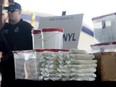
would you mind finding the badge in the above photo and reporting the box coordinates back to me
[14,27,19,33]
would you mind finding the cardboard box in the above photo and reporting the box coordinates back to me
[94,52,116,81]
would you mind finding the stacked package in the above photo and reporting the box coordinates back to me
[25,55,38,80]
[14,52,25,79]
[37,49,97,81]
[14,49,97,81]
[58,49,97,81]
[14,50,38,80]
[37,51,62,80]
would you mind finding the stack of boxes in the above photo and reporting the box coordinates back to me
[91,12,116,81]
[91,12,116,52]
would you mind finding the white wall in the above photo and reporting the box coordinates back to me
[78,32,94,52]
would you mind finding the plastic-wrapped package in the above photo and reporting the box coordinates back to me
[37,50,60,80]
[45,65,58,70]
[70,73,96,77]
[58,51,70,60]
[69,60,97,64]
[48,74,62,80]
[25,58,38,80]
[70,49,88,54]
[14,50,38,80]
[43,77,50,80]
[46,60,59,65]
[57,68,71,73]
[14,52,25,79]
[70,68,96,73]
[77,77,95,81]
[44,68,58,73]
[24,51,38,80]
[91,42,116,53]
[69,54,95,60]
[59,73,70,81]
[64,64,97,69]
[70,76,95,81]
[36,50,47,79]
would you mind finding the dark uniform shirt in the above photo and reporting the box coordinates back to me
[2,19,33,51]
[0,31,15,87]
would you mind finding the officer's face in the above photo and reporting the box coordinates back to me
[8,9,21,21]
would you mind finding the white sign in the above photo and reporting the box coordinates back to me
[39,14,84,49]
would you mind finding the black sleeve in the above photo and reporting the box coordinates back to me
[22,22,33,50]
[0,32,15,81]
[0,31,11,54]
[0,51,15,82]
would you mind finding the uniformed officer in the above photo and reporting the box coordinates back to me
[0,2,33,86]
[2,2,33,51]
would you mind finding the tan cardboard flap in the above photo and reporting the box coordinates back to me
[101,52,116,81]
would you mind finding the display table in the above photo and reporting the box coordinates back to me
[4,79,116,87]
